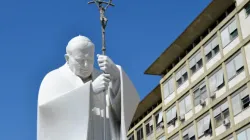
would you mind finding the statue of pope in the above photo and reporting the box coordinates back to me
[37,35,140,140]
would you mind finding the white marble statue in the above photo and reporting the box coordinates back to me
[37,35,140,140]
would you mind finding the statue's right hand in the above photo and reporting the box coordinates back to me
[92,74,111,94]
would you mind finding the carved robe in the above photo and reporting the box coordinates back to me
[37,63,139,140]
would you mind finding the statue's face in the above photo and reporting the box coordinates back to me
[67,45,94,79]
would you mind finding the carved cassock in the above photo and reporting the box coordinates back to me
[37,63,140,140]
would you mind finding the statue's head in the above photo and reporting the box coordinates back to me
[65,35,95,79]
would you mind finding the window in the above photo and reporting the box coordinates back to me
[209,69,224,93]
[221,18,238,47]
[226,52,244,80]
[176,66,188,87]
[169,135,179,140]
[193,81,207,106]
[189,51,203,75]
[179,95,192,116]
[145,118,153,136]
[155,111,163,128]
[197,114,212,138]
[232,87,250,116]
[213,101,230,128]
[166,106,177,125]
[163,77,175,98]
[182,125,196,140]
[158,135,166,140]
[245,3,250,16]
[237,127,250,140]
[137,127,143,140]
[128,134,134,140]
[204,35,220,61]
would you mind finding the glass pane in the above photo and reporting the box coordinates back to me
[163,81,169,98]
[169,77,175,94]
[198,119,204,137]
[221,27,230,47]
[229,20,237,34]
[235,53,244,72]
[204,43,212,55]
[209,74,217,92]
[232,94,242,116]
[179,100,186,116]
[226,60,236,80]
[237,130,247,140]
[216,69,224,88]
[247,128,250,139]
[167,110,172,123]
[185,95,192,112]
[215,115,222,127]
[212,37,219,49]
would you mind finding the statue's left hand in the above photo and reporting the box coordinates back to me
[97,54,120,80]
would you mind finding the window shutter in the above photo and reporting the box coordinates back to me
[198,119,204,137]
[188,126,195,138]
[185,95,192,112]
[240,88,249,99]
[167,110,172,123]
[157,112,163,124]
[232,94,241,116]
[226,61,236,80]
[213,107,221,117]
[235,53,244,72]
[204,43,212,55]
[221,28,230,47]
[229,20,237,34]
[203,115,211,132]
[216,70,224,88]
[163,82,169,98]
[176,70,181,81]
[189,57,196,68]
[209,75,217,92]
[169,77,175,94]
[172,106,177,120]
[212,37,219,49]
[196,52,202,62]
[221,102,229,112]
[179,100,185,116]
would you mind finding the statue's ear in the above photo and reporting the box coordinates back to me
[64,54,69,63]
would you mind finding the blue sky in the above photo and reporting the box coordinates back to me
[0,0,212,139]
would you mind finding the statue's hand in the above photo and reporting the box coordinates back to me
[97,54,120,80]
[92,74,111,94]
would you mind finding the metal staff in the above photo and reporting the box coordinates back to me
[88,0,114,139]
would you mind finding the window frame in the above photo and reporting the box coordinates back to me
[145,118,154,136]
[189,50,203,75]
[204,35,220,62]
[176,65,188,88]
[208,68,225,93]
[163,76,175,99]
[237,126,250,140]
[128,133,135,140]
[197,114,212,138]
[220,18,238,47]
[226,51,245,81]
[179,94,192,116]
[136,126,144,140]
[193,81,207,106]
[213,101,230,128]
[232,86,250,116]
[155,110,163,129]
[166,105,177,125]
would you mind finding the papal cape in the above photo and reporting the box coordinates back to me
[37,63,140,140]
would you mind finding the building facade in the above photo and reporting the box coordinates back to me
[127,0,250,139]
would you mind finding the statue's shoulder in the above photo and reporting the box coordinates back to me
[40,65,66,88]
